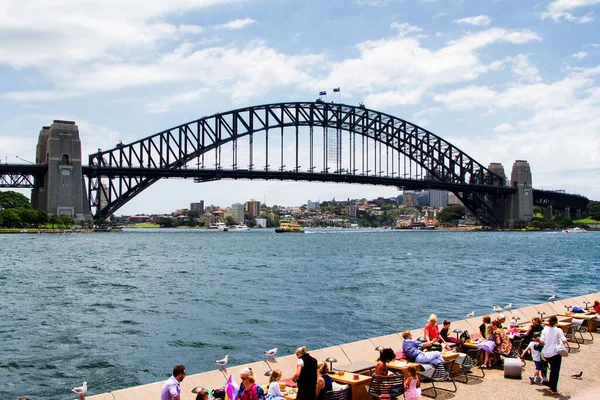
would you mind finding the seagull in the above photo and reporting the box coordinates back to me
[71,382,87,398]
[265,348,278,359]
[548,294,556,301]
[466,311,475,317]
[504,303,513,311]
[215,354,228,369]
[492,305,502,312]
[571,371,583,379]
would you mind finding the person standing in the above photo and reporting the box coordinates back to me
[540,316,568,395]
[293,346,318,400]
[161,365,186,400]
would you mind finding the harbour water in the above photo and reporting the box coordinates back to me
[1,228,599,399]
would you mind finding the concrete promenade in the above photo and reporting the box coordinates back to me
[86,292,600,400]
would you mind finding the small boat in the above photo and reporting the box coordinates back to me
[216,222,229,232]
[206,224,218,230]
[275,220,304,233]
[230,224,250,231]
[563,227,586,233]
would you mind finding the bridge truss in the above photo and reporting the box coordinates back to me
[87,101,511,225]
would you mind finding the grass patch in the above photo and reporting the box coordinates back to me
[574,217,599,224]
[128,223,160,228]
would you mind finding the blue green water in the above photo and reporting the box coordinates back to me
[1,229,599,399]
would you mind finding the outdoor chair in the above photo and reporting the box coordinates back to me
[365,374,404,400]
[570,318,593,343]
[417,360,457,398]
[565,326,581,351]
[324,385,351,400]
[452,348,485,383]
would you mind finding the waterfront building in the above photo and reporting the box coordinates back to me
[190,201,204,214]
[254,218,267,228]
[344,203,357,216]
[227,203,245,224]
[448,192,462,205]
[429,190,448,208]
[245,199,261,218]
[402,191,418,207]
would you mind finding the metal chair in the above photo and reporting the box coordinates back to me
[453,349,485,383]
[365,374,404,400]
[565,325,581,351]
[570,318,593,343]
[417,360,457,398]
[324,385,351,400]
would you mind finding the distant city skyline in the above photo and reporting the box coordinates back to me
[1,0,599,213]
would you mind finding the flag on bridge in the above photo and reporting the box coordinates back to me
[333,87,340,92]
[319,90,326,96]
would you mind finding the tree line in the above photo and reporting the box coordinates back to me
[0,191,76,228]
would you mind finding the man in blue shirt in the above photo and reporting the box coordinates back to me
[401,331,445,366]
[161,365,186,400]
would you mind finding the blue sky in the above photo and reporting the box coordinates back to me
[1,0,599,214]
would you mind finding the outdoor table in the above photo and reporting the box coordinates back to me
[558,313,598,332]
[330,371,371,400]
[543,321,571,334]
[384,359,423,374]
[335,361,377,375]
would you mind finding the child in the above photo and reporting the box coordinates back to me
[195,388,211,400]
[266,369,285,400]
[404,365,421,400]
[520,336,543,384]
[440,320,461,345]
[477,324,495,368]
[508,319,519,336]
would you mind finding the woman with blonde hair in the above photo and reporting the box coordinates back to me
[423,314,450,351]
[237,367,265,400]
[315,361,333,400]
[293,346,317,400]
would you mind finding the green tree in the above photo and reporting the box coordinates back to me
[59,215,76,227]
[226,215,237,225]
[438,204,466,224]
[48,214,59,229]
[589,201,600,221]
[158,217,175,228]
[0,190,32,210]
[0,209,22,227]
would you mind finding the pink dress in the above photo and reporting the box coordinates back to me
[405,378,421,400]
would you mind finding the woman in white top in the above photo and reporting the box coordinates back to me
[539,316,568,395]
[266,370,285,400]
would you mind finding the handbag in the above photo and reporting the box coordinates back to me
[555,327,569,357]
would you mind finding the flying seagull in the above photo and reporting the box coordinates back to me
[572,371,583,379]
[71,382,87,399]
[548,294,556,301]
[215,355,228,369]
[492,305,502,312]
[466,311,475,317]
[504,303,513,311]
[265,348,278,359]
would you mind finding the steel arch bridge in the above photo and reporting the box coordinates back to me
[85,101,514,226]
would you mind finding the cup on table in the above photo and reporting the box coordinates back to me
[353,374,359,380]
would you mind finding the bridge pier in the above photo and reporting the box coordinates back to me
[543,206,553,220]
[564,207,571,220]
[32,120,92,222]
[505,160,534,228]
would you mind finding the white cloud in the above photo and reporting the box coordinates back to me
[506,54,542,83]
[541,0,600,23]
[389,22,423,36]
[572,51,588,59]
[356,0,389,6]
[148,90,209,113]
[492,123,513,133]
[212,18,256,30]
[454,15,492,26]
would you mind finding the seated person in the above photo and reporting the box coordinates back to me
[315,362,332,400]
[439,320,461,345]
[495,313,506,329]
[492,320,512,360]
[424,314,450,351]
[508,319,520,336]
[375,348,396,375]
[401,331,445,367]
[523,317,543,348]
[479,315,491,338]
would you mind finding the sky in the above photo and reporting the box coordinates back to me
[0,0,599,215]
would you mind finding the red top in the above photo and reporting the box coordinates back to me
[594,303,600,314]
[424,323,440,341]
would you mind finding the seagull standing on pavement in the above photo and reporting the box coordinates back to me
[466,311,475,317]
[492,305,502,312]
[71,382,87,399]
[265,348,278,359]
[548,294,556,301]
[215,355,228,369]
[504,303,513,311]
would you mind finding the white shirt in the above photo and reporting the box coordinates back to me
[540,325,566,358]
[524,342,541,361]
[297,359,304,367]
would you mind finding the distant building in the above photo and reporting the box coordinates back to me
[344,204,357,216]
[227,203,244,224]
[129,215,150,223]
[254,218,267,228]
[429,190,448,208]
[448,193,462,205]
[245,199,261,219]
[307,200,320,210]
[402,191,418,207]
[190,201,204,214]
[205,204,219,213]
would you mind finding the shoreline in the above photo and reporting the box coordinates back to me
[86,292,600,400]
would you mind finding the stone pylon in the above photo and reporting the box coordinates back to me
[31,120,92,222]
[505,160,534,227]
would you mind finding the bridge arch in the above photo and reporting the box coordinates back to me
[87,101,507,224]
